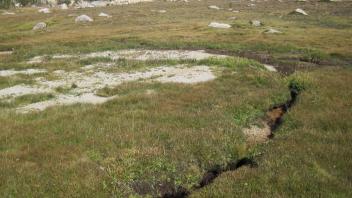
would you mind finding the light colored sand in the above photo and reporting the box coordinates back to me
[27,49,229,64]
[27,56,45,64]
[0,64,216,113]
[17,93,117,113]
[0,51,13,55]
[0,69,47,77]
[0,85,51,99]
[7,49,231,113]
[243,123,271,143]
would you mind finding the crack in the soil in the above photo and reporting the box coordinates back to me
[159,86,300,198]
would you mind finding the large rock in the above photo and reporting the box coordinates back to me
[33,22,47,31]
[75,15,93,23]
[208,22,231,29]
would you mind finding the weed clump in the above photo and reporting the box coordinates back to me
[287,72,314,92]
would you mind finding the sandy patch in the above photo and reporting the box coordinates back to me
[0,69,47,77]
[0,65,216,113]
[0,51,13,56]
[28,49,229,64]
[0,85,51,99]
[243,122,271,143]
[17,93,117,113]
[27,56,46,64]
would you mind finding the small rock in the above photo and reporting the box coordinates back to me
[75,15,93,23]
[76,1,95,8]
[98,12,111,17]
[263,64,277,72]
[33,22,47,31]
[91,1,109,7]
[208,22,231,29]
[208,5,220,10]
[233,10,240,13]
[228,16,237,20]
[263,28,282,34]
[250,20,262,27]
[293,8,308,15]
[38,8,51,14]
[158,10,167,13]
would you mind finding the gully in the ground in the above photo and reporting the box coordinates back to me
[160,86,300,198]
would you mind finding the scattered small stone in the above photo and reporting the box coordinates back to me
[250,20,262,27]
[208,5,220,10]
[38,8,51,14]
[75,15,93,23]
[33,22,47,31]
[293,8,308,15]
[208,22,231,29]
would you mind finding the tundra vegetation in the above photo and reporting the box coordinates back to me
[0,0,351,197]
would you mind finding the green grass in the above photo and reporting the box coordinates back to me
[0,0,351,197]
[0,65,288,197]
[0,93,54,108]
[191,68,352,197]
